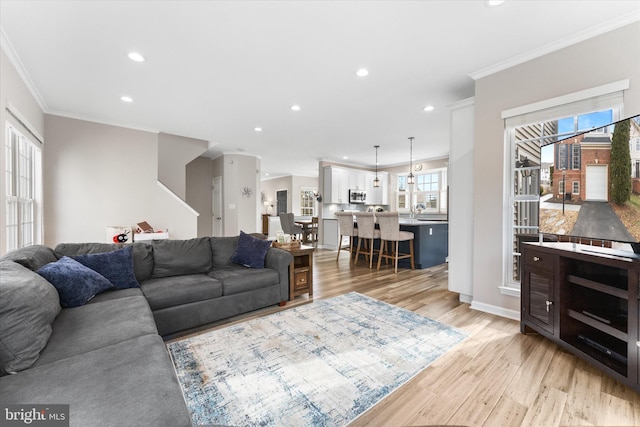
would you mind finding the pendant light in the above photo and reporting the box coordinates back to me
[407,137,415,185]
[373,145,380,188]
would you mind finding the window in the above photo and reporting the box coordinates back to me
[5,124,42,252]
[558,144,568,170]
[572,144,580,169]
[300,188,315,216]
[506,108,616,287]
[395,170,447,214]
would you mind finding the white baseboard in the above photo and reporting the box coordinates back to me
[470,300,521,321]
[458,294,473,304]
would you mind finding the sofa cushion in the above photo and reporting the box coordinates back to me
[0,245,59,271]
[230,230,272,268]
[0,261,61,375]
[0,335,192,427]
[55,242,154,282]
[151,237,213,278]
[209,266,280,296]
[141,274,222,310]
[33,294,157,367]
[209,236,238,268]
[72,246,139,289]
[87,287,143,304]
[37,257,114,308]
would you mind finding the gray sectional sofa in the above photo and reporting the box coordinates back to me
[0,235,293,427]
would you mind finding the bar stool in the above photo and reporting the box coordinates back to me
[376,212,415,273]
[354,212,380,268]
[335,212,357,263]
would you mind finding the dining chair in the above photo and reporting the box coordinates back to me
[353,212,380,268]
[311,216,319,245]
[335,212,357,263]
[376,212,415,273]
[279,213,303,240]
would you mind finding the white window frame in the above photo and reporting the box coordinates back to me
[572,181,580,195]
[299,187,316,217]
[501,80,626,295]
[396,169,448,215]
[5,123,43,252]
[572,144,581,170]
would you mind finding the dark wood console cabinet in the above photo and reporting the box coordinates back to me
[521,242,640,392]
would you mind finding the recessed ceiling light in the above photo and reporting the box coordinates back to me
[265,173,270,176]
[356,68,369,77]
[343,156,348,160]
[121,96,133,103]
[291,105,301,111]
[424,105,435,112]
[127,52,145,62]
[485,0,505,6]
[254,127,263,132]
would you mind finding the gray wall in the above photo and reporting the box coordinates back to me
[158,132,208,199]
[186,156,214,237]
[43,115,199,244]
[471,22,640,316]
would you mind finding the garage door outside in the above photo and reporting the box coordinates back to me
[585,165,608,201]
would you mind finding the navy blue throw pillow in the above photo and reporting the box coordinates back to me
[230,231,272,268]
[72,246,139,289]
[37,257,114,308]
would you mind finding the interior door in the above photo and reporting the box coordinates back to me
[276,190,287,215]
[212,176,223,236]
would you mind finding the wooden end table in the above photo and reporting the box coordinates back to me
[278,244,315,301]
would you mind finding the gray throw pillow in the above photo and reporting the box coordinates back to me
[0,261,61,375]
[0,245,58,271]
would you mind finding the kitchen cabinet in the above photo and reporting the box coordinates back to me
[324,166,349,204]
[348,171,366,190]
[365,172,388,205]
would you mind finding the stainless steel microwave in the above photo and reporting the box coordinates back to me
[349,190,366,204]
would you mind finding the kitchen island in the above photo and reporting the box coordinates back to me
[397,219,448,269]
[345,216,447,269]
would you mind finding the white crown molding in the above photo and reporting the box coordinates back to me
[0,26,48,112]
[469,13,640,81]
[46,109,161,134]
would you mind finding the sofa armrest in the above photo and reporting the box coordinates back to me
[264,247,294,302]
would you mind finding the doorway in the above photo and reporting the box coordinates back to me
[276,190,287,215]
[212,176,223,236]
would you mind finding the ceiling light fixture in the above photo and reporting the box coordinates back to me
[290,105,301,111]
[423,105,435,112]
[127,52,145,62]
[373,145,380,188]
[120,96,133,103]
[356,68,369,77]
[407,137,415,185]
[486,0,505,6]
[254,127,263,132]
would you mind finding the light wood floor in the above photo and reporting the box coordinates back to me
[173,248,640,427]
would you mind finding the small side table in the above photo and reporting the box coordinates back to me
[279,244,315,301]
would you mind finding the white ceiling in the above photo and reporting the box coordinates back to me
[1,1,639,179]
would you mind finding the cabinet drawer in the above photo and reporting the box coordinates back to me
[294,268,310,288]
[523,248,555,271]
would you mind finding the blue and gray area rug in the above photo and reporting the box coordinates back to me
[167,292,468,427]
